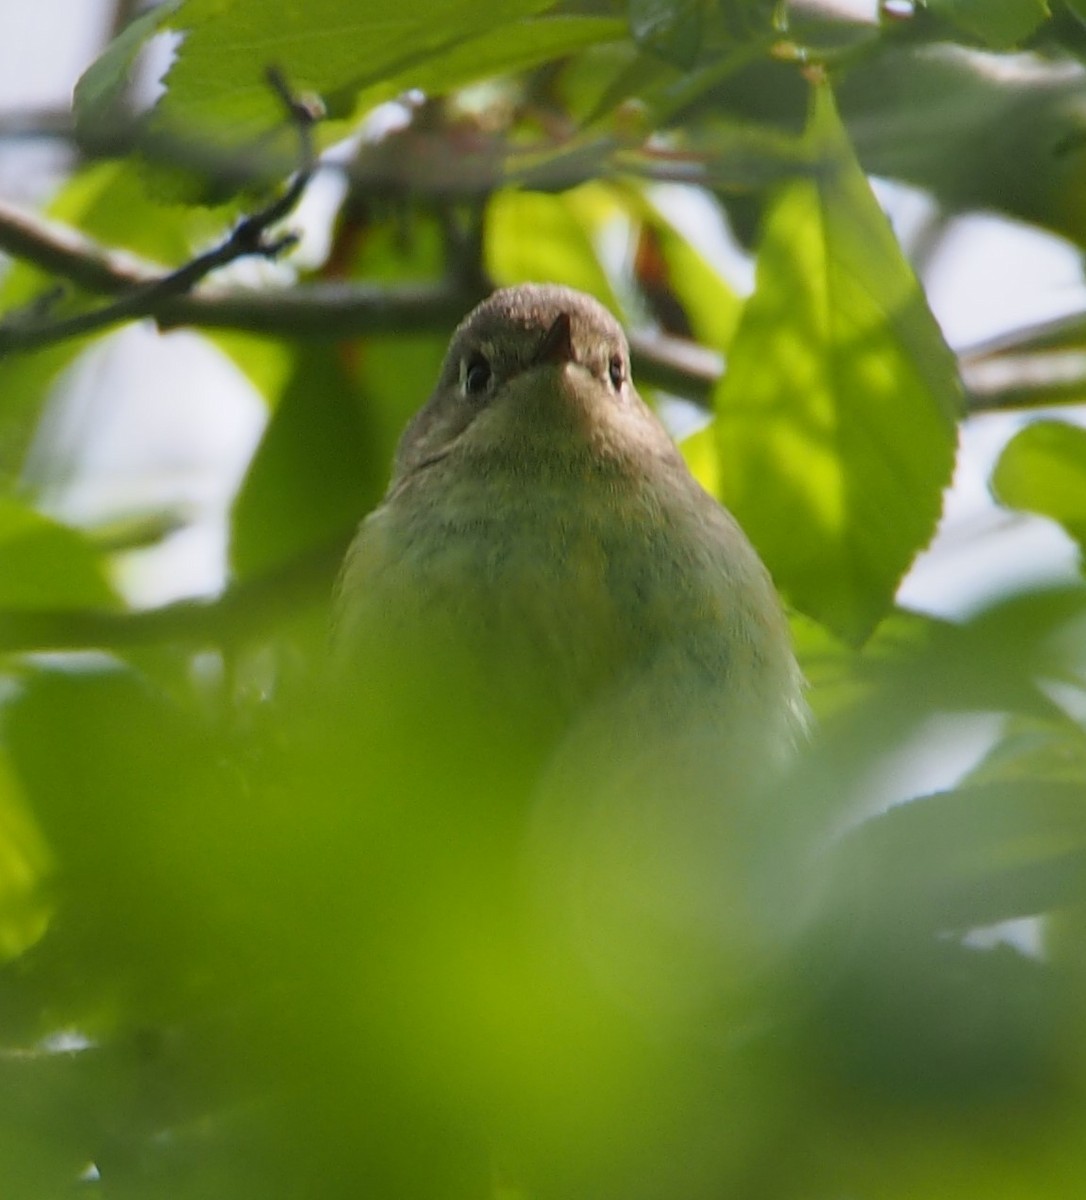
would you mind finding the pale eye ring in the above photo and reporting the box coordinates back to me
[464,352,492,396]
[608,353,625,390]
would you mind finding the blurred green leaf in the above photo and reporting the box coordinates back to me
[811,935,1072,1122]
[362,15,627,110]
[714,83,960,644]
[837,42,1086,245]
[159,0,605,143]
[0,346,74,491]
[14,2,1086,1196]
[991,418,1086,555]
[677,422,719,494]
[925,0,1051,48]
[964,715,1086,786]
[336,210,449,463]
[2,667,259,1025]
[830,781,1086,934]
[650,120,811,189]
[39,160,213,265]
[628,0,708,67]
[684,41,1086,246]
[628,187,742,348]
[0,499,115,609]
[204,331,295,409]
[486,184,622,308]
[72,1,183,139]
[230,342,381,580]
[0,751,51,961]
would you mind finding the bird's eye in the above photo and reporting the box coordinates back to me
[608,353,625,390]
[464,352,492,396]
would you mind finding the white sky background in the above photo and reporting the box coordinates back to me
[1,0,1084,622]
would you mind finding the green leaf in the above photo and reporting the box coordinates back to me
[35,156,213,265]
[230,343,383,580]
[3,667,249,1026]
[0,752,52,962]
[158,0,597,143]
[991,419,1086,554]
[677,423,719,496]
[962,715,1086,787]
[72,1,184,138]
[150,7,624,199]
[815,935,1067,1118]
[628,0,708,68]
[713,83,961,645]
[925,0,1050,48]
[836,43,1086,246]
[485,184,621,308]
[353,15,627,111]
[0,499,115,609]
[830,781,1086,933]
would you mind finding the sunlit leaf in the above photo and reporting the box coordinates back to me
[0,752,51,961]
[485,184,621,307]
[362,15,627,111]
[677,422,719,495]
[714,83,960,644]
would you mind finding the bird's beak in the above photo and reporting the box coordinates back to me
[534,312,576,366]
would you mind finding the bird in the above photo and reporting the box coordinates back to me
[332,280,807,998]
[329,283,809,1191]
[333,282,805,772]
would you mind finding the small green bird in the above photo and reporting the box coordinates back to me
[335,283,805,781]
[330,284,809,1186]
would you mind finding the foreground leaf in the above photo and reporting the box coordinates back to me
[991,418,1086,556]
[0,500,115,610]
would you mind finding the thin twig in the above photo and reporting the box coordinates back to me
[109,0,144,41]
[959,310,1086,365]
[0,67,320,357]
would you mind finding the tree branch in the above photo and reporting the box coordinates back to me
[0,198,154,294]
[4,144,1076,413]
[0,194,710,394]
[0,107,74,142]
[0,67,319,356]
[0,539,346,655]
